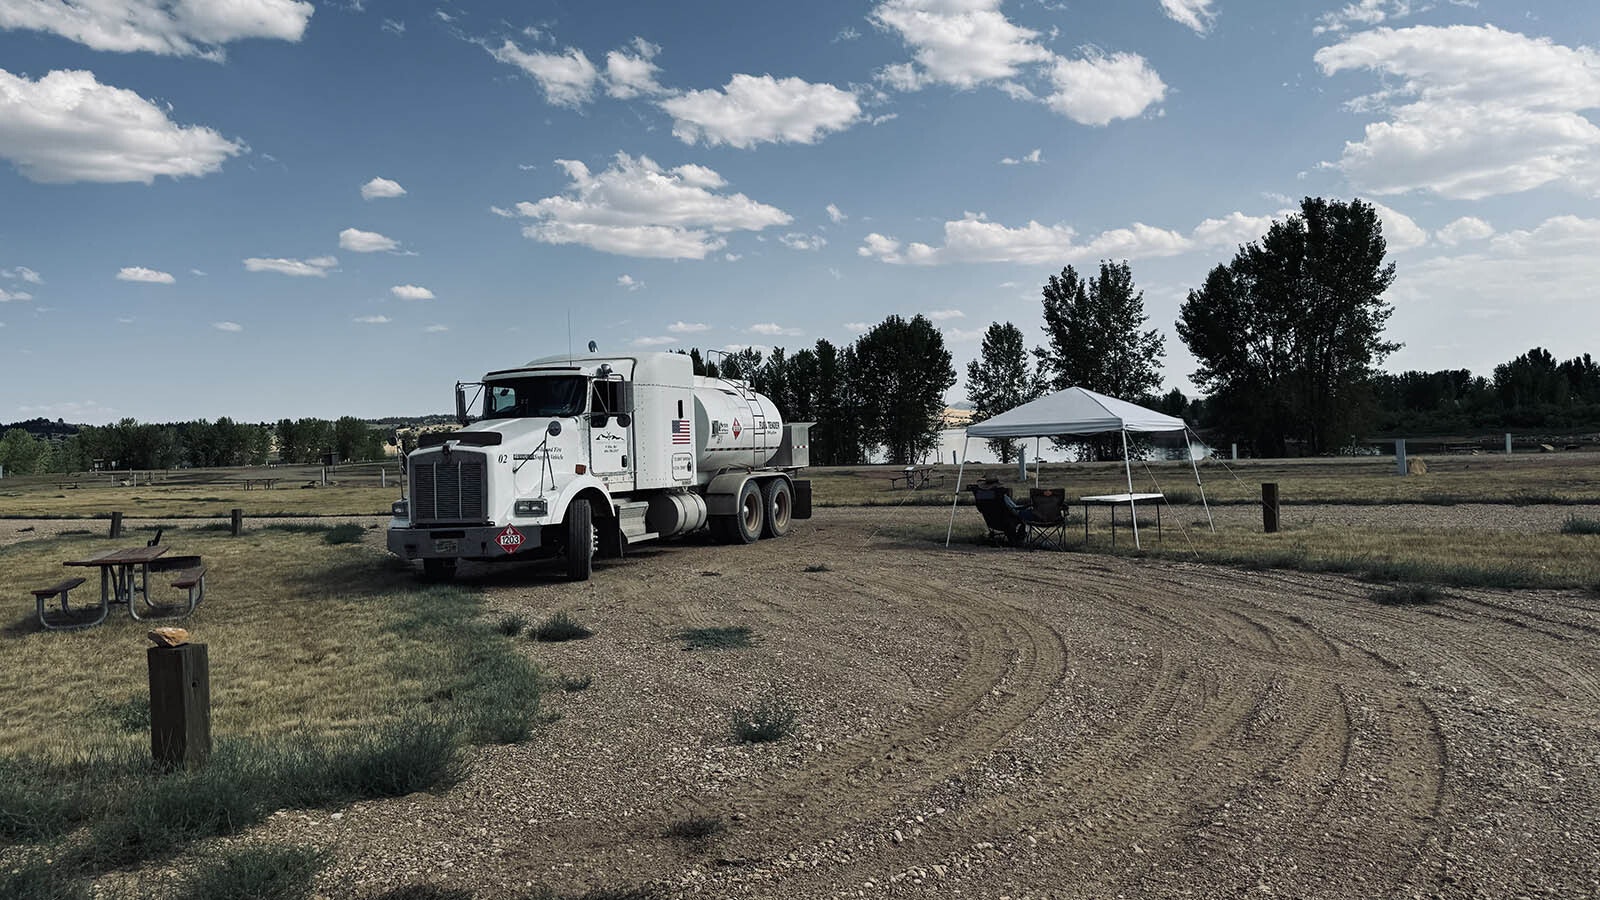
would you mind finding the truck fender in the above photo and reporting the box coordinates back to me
[548,476,616,525]
[703,471,755,516]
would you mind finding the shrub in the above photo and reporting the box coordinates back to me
[665,815,724,841]
[173,844,325,900]
[730,694,797,744]
[0,860,89,900]
[532,612,593,642]
[677,626,753,650]
[323,523,365,545]
[801,563,831,573]
[1560,515,1600,535]
[1372,585,1445,606]
[496,614,528,637]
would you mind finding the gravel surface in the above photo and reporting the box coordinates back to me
[18,505,1597,898]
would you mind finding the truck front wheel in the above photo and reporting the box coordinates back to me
[565,499,594,581]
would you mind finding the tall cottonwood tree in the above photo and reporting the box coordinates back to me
[965,321,1042,462]
[1177,197,1398,456]
[854,315,956,464]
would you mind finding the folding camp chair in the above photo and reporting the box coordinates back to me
[1025,488,1069,550]
[969,483,1028,547]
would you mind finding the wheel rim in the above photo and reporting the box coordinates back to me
[771,488,791,529]
[741,491,762,534]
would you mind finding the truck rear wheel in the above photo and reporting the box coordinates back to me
[729,480,763,544]
[565,499,594,581]
[760,478,792,539]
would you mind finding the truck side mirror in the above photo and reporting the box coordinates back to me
[454,386,469,425]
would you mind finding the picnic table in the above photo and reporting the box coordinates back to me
[889,466,937,490]
[240,477,279,490]
[1079,492,1164,548]
[41,546,207,629]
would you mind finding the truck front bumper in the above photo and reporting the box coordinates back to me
[386,521,547,561]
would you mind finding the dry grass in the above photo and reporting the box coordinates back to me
[0,527,529,755]
[0,482,397,519]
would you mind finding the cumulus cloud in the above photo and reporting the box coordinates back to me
[631,335,675,346]
[507,152,791,259]
[1314,0,1415,35]
[212,321,243,332]
[0,69,242,183]
[1315,25,1600,199]
[488,39,599,107]
[354,315,391,324]
[661,74,861,148]
[667,320,708,333]
[1160,0,1217,34]
[1437,216,1494,246]
[1370,201,1429,251]
[1045,51,1167,126]
[116,266,174,283]
[927,309,964,321]
[391,284,434,300]
[0,0,312,58]
[244,256,337,277]
[605,37,666,99]
[617,274,642,290]
[858,212,1189,265]
[339,227,399,253]
[361,177,406,200]
[2,266,41,283]
[0,287,31,302]
[870,0,1052,91]
[749,322,802,336]
[825,203,845,223]
[1191,211,1282,250]
[779,232,827,251]
[1001,148,1042,165]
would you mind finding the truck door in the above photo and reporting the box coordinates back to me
[588,377,632,477]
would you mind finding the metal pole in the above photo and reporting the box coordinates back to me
[1186,428,1215,533]
[1395,438,1407,475]
[945,434,971,548]
[1121,429,1141,550]
[1505,433,1513,455]
[1017,444,1026,482]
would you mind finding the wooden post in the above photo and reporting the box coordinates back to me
[230,508,243,537]
[148,643,211,769]
[1395,438,1407,476]
[109,511,122,539]
[1505,433,1513,455]
[381,468,387,488]
[1262,483,1279,533]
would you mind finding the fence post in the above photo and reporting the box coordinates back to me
[1395,438,1407,476]
[148,642,211,770]
[381,468,387,488]
[230,508,243,537]
[1262,483,1279,533]
[109,511,123,539]
[1505,433,1513,455]
[1231,443,1238,461]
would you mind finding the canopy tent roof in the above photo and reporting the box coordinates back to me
[965,387,1187,439]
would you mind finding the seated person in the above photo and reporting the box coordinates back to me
[979,477,1035,521]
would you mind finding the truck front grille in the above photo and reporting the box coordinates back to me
[411,452,487,523]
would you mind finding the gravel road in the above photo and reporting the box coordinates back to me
[210,504,1599,899]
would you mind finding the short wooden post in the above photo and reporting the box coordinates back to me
[109,510,123,539]
[230,507,243,537]
[380,468,387,488]
[148,643,211,769]
[1262,483,1279,533]
[1395,438,1407,476]
[1505,433,1513,455]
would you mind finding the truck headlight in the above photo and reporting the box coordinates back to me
[391,499,408,518]
[514,498,548,518]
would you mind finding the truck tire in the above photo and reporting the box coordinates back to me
[422,558,456,582]
[730,480,764,544]
[565,498,594,581]
[760,478,792,539]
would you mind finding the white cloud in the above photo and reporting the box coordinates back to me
[213,321,243,332]
[617,274,642,290]
[424,324,449,333]
[943,326,986,342]
[859,211,1190,265]
[631,335,675,346]
[661,74,861,149]
[927,309,964,321]
[843,321,869,332]
[381,18,404,36]
[0,0,312,58]
[509,152,791,259]
[604,37,666,99]
[361,177,406,200]
[488,39,599,107]
[391,284,435,300]
[1370,201,1429,251]
[244,256,337,277]
[825,203,845,224]
[1045,51,1167,125]
[339,227,399,253]
[1160,0,1216,34]
[0,287,32,302]
[1315,25,1600,199]
[870,0,1052,90]
[1314,0,1414,35]
[2,266,41,283]
[779,232,827,251]
[116,266,174,283]
[1000,148,1042,165]
[749,322,802,336]
[668,320,708,333]
[1436,216,1494,246]
[489,205,516,218]
[1191,211,1281,250]
[354,315,391,324]
[0,69,242,184]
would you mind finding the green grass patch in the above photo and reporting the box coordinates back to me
[1560,515,1600,535]
[531,611,593,643]
[677,625,754,650]
[496,613,528,637]
[322,523,365,544]
[730,694,797,744]
[1372,584,1446,606]
[172,844,326,900]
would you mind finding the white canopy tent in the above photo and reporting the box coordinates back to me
[946,387,1214,549]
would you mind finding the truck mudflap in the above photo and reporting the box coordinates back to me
[387,522,546,561]
[792,479,812,519]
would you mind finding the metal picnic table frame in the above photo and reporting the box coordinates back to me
[63,545,171,621]
[1079,492,1164,548]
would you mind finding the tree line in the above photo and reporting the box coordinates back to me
[0,416,389,476]
[1373,349,1600,435]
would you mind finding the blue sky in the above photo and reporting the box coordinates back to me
[1,0,1597,424]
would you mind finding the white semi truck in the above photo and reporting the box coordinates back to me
[387,350,810,581]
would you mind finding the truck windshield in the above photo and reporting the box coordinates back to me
[481,376,587,419]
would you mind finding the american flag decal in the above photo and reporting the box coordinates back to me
[671,419,692,444]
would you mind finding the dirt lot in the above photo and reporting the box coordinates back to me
[213,505,1597,899]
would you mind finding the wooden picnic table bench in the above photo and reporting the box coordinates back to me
[32,576,104,630]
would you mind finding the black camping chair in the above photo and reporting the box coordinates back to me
[1025,488,1069,550]
[969,483,1028,547]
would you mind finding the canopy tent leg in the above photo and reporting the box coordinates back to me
[1034,437,1042,488]
[1186,428,1215,533]
[1122,429,1141,550]
[945,434,970,548]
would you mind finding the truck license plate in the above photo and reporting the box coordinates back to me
[433,539,458,553]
